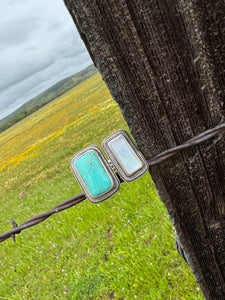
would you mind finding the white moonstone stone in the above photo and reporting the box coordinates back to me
[108,134,143,175]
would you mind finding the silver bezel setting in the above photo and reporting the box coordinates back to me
[70,145,120,203]
[102,130,148,182]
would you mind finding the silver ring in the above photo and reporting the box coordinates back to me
[70,130,148,203]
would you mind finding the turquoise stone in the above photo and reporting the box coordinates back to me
[108,134,143,175]
[74,151,113,197]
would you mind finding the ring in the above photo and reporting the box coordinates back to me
[70,130,148,203]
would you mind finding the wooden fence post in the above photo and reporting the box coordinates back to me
[63,1,225,298]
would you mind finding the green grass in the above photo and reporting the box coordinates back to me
[0,73,203,299]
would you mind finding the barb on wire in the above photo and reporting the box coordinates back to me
[0,123,224,244]
[0,193,86,244]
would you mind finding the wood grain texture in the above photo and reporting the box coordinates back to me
[64,0,225,298]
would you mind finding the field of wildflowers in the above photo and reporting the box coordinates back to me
[0,73,203,299]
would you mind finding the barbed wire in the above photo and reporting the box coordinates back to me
[147,123,225,165]
[0,193,86,244]
[0,123,224,244]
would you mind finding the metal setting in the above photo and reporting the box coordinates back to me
[70,145,120,203]
[108,159,116,170]
[102,130,148,182]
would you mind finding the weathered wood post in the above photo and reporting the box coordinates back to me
[63,1,225,298]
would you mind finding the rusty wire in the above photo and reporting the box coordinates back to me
[0,123,225,244]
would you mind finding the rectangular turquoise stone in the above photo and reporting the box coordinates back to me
[108,134,143,175]
[74,151,113,197]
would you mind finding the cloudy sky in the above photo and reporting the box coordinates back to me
[0,0,92,120]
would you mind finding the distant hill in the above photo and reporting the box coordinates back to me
[0,64,98,133]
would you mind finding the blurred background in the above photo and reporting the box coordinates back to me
[0,0,92,120]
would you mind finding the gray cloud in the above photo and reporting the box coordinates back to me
[0,0,92,120]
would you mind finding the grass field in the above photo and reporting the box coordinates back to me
[0,73,204,299]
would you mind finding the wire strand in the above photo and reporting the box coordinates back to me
[0,123,224,244]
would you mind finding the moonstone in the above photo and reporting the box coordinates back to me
[74,150,113,197]
[108,134,143,175]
